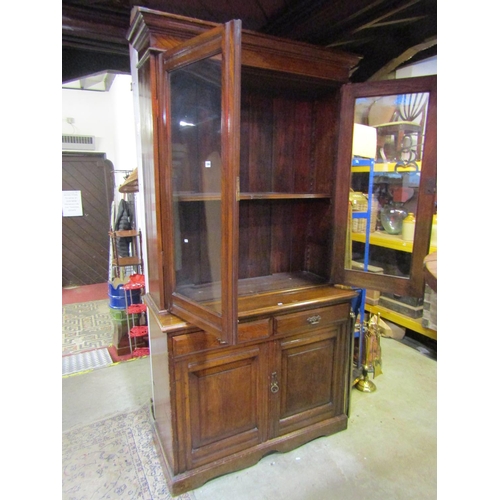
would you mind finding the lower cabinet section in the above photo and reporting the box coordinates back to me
[148,299,353,496]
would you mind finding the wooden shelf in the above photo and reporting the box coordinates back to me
[175,192,330,201]
[241,192,330,200]
[351,161,421,173]
[110,229,140,238]
[365,303,436,340]
[112,256,142,267]
[352,230,437,253]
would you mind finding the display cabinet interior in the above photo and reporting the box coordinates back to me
[166,55,347,316]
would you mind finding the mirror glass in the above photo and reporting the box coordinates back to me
[346,92,435,278]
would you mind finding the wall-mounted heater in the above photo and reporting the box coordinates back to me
[62,135,96,151]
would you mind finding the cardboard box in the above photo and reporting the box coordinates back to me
[352,123,377,159]
[365,289,380,305]
[422,284,437,330]
[378,295,423,318]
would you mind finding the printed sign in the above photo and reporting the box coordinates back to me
[62,190,84,217]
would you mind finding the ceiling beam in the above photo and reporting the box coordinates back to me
[350,0,422,34]
[367,35,437,80]
[368,15,427,28]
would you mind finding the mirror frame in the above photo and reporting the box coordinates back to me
[331,75,437,297]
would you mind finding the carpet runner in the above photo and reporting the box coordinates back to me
[62,347,113,376]
[62,403,194,500]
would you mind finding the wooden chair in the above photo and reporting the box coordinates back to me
[368,93,427,165]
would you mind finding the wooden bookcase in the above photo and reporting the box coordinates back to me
[127,7,436,495]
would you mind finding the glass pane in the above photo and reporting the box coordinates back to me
[170,57,222,313]
[346,92,434,278]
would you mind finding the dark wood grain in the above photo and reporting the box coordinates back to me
[130,8,360,496]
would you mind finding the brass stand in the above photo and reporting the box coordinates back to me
[355,313,382,393]
[356,365,376,392]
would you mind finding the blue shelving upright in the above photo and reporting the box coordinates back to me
[351,156,375,368]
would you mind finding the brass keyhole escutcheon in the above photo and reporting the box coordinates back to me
[270,372,279,393]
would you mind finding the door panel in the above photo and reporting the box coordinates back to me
[62,153,114,286]
[177,344,268,471]
[271,325,348,437]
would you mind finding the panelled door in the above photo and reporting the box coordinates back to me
[62,153,114,286]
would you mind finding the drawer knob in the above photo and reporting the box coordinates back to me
[307,315,321,325]
[270,372,280,393]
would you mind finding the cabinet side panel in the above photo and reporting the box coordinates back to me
[149,313,176,470]
[138,60,162,305]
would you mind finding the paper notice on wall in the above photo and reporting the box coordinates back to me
[62,190,83,217]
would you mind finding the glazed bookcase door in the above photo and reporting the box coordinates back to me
[332,76,437,297]
[159,20,241,345]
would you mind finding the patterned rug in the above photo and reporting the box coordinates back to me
[62,403,194,500]
[63,300,114,356]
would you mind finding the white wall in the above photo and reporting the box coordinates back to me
[396,56,437,78]
[62,74,146,284]
[62,74,137,197]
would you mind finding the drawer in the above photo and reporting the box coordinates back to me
[171,330,220,357]
[237,318,271,343]
[172,319,271,356]
[274,303,349,336]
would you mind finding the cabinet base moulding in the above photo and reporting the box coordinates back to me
[150,410,348,496]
